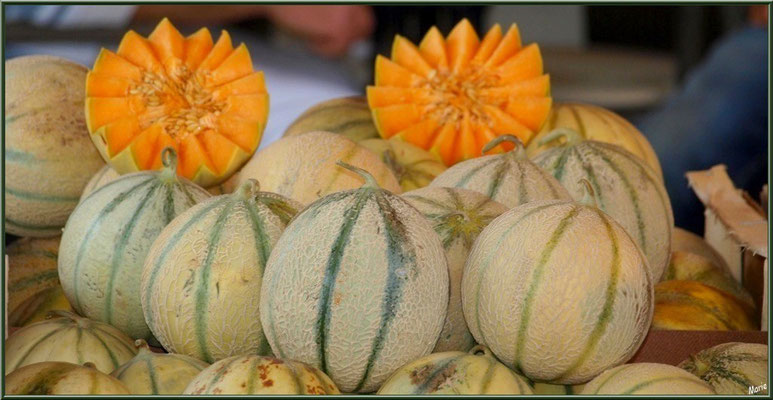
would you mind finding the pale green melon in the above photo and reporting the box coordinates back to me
[141,181,301,363]
[260,163,449,393]
[402,187,507,352]
[237,131,402,205]
[462,198,653,384]
[111,339,210,394]
[6,362,130,395]
[5,311,137,374]
[377,345,533,394]
[430,135,571,208]
[533,129,674,282]
[58,149,211,341]
[679,342,767,395]
[184,355,340,394]
[5,55,105,237]
[581,363,716,394]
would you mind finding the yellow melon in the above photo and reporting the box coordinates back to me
[360,138,447,191]
[652,280,757,331]
[111,339,210,394]
[283,96,380,141]
[581,363,715,394]
[6,362,131,395]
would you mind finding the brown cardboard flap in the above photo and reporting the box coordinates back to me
[629,330,768,365]
[686,164,768,258]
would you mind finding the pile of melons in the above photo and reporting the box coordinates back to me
[5,18,766,395]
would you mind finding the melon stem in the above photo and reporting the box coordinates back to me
[537,128,583,147]
[481,134,526,158]
[469,344,494,358]
[578,178,601,208]
[234,179,260,199]
[159,147,179,182]
[134,339,151,353]
[336,161,380,189]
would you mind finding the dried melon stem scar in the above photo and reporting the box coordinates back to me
[130,66,225,139]
[481,134,526,157]
[421,66,496,128]
[469,344,494,358]
[134,339,151,353]
[158,147,179,182]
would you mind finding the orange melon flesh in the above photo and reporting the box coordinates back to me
[85,18,268,187]
[367,18,551,166]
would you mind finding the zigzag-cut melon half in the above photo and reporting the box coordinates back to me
[85,18,268,187]
[367,19,552,166]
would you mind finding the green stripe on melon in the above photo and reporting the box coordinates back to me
[283,96,380,142]
[430,135,570,208]
[582,363,716,394]
[111,339,209,394]
[58,150,210,341]
[5,55,105,237]
[141,181,301,363]
[260,163,448,393]
[5,311,137,374]
[378,346,533,394]
[679,342,767,395]
[6,361,131,395]
[533,129,673,282]
[461,197,653,384]
[402,187,507,352]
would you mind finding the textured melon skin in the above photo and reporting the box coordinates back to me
[462,200,653,384]
[664,250,756,315]
[260,183,449,393]
[237,131,402,205]
[402,187,508,352]
[679,342,767,395]
[360,138,447,191]
[672,227,729,270]
[81,165,238,202]
[112,340,210,394]
[283,96,380,142]
[534,139,673,282]
[141,185,301,363]
[6,362,131,395]
[530,382,586,394]
[581,363,716,394]
[58,164,211,341]
[526,102,663,179]
[430,141,571,209]
[5,311,137,374]
[7,236,74,327]
[5,55,105,237]
[378,346,533,394]
[652,280,757,331]
[183,355,341,394]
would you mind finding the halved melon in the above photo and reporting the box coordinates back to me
[367,19,551,166]
[85,18,268,187]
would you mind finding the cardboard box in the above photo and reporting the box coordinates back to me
[686,164,768,330]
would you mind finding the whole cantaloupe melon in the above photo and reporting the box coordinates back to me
[141,180,301,363]
[679,342,767,395]
[236,131,401,205]
[6,362,131,395]
[7,236,74,327]
[5,311,137,374]
[430,135,571,208]
[533,129,673,282]
[581,363,716,394]
[58,149,211,341]
[5,55,105,237]
[283,96,380,141]
[184,355,340,394]
[377,346,533,394]
[402,187,508,352]
[462,187,653,384]
[111,339,210,394]
[260,163,449,393]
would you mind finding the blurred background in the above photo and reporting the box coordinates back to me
[5,4,768,233]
